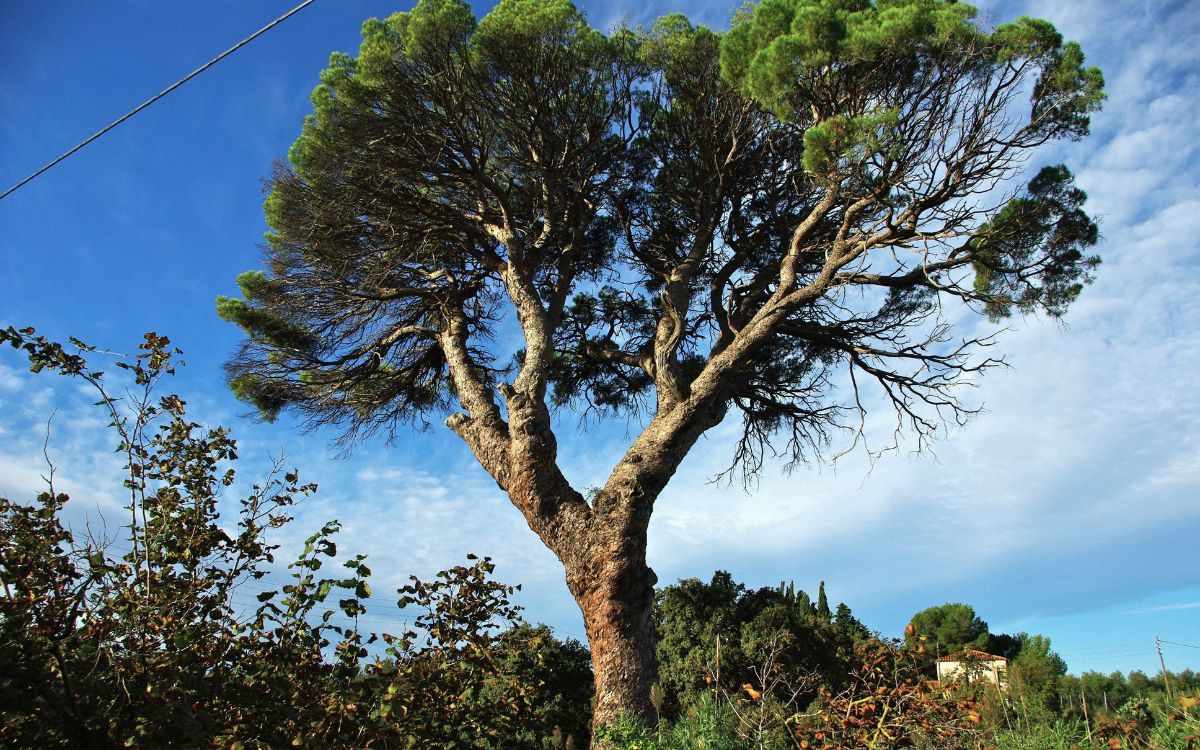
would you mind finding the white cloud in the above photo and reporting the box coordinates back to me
[0,363,24,392]
[0,376,133,537]
[1123,602,1200,617]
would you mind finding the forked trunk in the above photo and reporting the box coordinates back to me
[558,406,726,739]
[460,383,727,740]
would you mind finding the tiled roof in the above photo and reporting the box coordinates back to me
[936,648,1008,663]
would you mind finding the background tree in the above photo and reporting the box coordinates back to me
[985,632,1024,661]
[1008,632,1068,718]
[906,602,992,674]
[1078,670,1132,713]
[485,624,595,750]
[654,571,746,718]
[654,572,871,720]
[1128,670,1155,698]
[815,582,832,622]
[218,0,1103,727]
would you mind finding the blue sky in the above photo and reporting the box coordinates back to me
[2,0,1197,677]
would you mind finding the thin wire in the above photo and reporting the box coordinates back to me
[1161,640,1200,650]
[0,0,319,202]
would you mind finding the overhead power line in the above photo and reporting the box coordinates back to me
[0,0,319,202]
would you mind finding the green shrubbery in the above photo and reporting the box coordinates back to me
[2,328,1196,749]
[0,328,591,749]
[602,684,1200,750]
[653,572,873,722]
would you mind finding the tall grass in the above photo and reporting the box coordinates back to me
[596,699,1200,750]
[991,720,1089,750]
[974,699,1199,750]
[595,695,751,750]
[1146,700,1200,750]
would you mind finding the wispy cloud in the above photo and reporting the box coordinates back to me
[1123,602,1200,616]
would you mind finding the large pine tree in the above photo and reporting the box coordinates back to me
[220,0,1103,728]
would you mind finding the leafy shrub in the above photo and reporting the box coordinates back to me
[597,639,991,750]
[787,640,987,750]
[0,327,585,748]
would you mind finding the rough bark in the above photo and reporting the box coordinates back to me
[567,524,658,730]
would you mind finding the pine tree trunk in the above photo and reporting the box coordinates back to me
[565,528,659,736]
[559,403,727,738]
[447,375,728,739]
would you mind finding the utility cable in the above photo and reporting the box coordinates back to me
[0,0,318,202]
